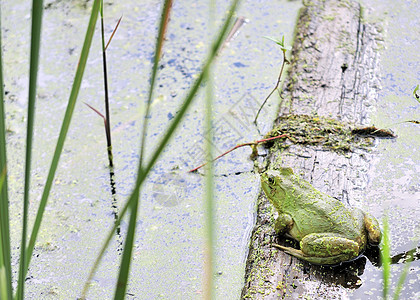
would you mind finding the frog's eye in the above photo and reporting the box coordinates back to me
[268,176,275,185]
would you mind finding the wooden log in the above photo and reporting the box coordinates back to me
[242,0,383,298]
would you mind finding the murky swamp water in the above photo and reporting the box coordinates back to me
[2,0,418,299]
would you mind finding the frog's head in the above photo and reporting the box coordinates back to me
[261,168,294,203]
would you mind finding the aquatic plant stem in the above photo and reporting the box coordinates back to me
[85,9,123,253]
[0,4,13,299]
[0,167,10,300]
[19,0,101,289]
[98,6,121,252]
[254,50,288,124]
[100,1,112,165]
[203,81,215,299]
[393,245,416,300]
[189,134,289,173]
[138,0,172,169]
[114,186,139,299]
[114,0,173,298]
[81,0,241,296]
[16,0,43,299]
[203,1,216,298]
[381,215,391,299]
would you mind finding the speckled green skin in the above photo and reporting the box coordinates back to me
[261,168,381,265]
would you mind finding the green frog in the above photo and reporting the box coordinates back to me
[261,167,381,265]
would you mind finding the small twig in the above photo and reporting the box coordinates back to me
[84,102,108,132]
[219,16,248,55]
[104,15,123,51]
[188,134,289,173]
[84,102,114,151]
[254,50,288,124]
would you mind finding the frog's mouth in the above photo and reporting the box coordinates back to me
[268,182,286,200]
[261,176,272,196]
[275,185,286,199]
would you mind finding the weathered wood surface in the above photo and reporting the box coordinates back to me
[242,0,383,299]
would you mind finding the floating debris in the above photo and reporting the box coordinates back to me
[351,126,396,138]
[264,114,394,153]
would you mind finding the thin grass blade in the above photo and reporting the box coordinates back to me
[393,245,416,300]
[139,0,173,168]
[0,3,13,298]
[81,0,241,297]
[17,0,101,287]
[114,0,173,297]
[381,216,391,299]
[105,16,122,51]
[16,1,44,299]
[203,1,216,298]
[99,0,112,150]
[203,56,216,300]
[0,243,8,300]
[142,0,240,178]
[0,166,10,300]
[113,187,139,299]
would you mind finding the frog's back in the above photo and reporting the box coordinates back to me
[292,199,364,239]
[283,176,365,241]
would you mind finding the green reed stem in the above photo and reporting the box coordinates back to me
[381,216,391,299]
[16,0,43,299]
[393,245,416,300]
[0,167,10,300]
[100,1,112,157]
[114,0,173,298]
[203,1,216,298]
[17,0,101,292]
[0,3,12,299]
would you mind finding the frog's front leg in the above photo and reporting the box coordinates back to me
[273,233,361,265]
[274,213,294,235]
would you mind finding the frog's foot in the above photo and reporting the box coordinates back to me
[363,213,381,245]
[272,243,356,265]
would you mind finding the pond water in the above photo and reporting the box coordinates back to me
[350,0,420,299]
[2,0,418,299]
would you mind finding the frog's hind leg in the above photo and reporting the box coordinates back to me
[272,243,356,265]
[273,232,361,265]
[300,233,360,257]
[363,212,381,245]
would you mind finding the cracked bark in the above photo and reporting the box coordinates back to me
[242,0,383,299]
